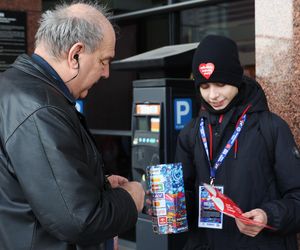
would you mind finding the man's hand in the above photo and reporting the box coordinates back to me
[107,175,128,188]
[235,208,268,237]
[120,181,145,212]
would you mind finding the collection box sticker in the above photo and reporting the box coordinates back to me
[146,163,188,234]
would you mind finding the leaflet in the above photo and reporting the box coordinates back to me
[202,183,275,230]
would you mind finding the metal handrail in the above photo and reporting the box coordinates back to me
[110,0,225,22]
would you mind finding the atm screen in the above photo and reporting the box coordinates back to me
[137,117,149,130]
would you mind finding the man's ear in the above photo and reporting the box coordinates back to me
[67,43,84,68]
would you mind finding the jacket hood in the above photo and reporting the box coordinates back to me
[199,75,269,118]
[238,75,269,114]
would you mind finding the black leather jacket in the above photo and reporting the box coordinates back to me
[0,54,137,250]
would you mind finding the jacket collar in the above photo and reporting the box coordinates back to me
[12,54,76,105]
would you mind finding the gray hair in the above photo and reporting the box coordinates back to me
[35,1,111,58]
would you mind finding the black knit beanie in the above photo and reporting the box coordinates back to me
[192,35,243,89]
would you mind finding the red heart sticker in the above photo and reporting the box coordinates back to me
[199,63,215,79]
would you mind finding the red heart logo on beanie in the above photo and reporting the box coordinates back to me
[199,63,215,79]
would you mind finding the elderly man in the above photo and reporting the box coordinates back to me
[0,2,144,250]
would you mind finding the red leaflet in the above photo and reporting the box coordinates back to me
[203,183,275,230]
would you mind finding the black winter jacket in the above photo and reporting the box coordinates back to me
[176,76,300,250]
[0,54,137,250]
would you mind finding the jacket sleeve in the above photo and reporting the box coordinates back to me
[260,114,300,234]
[175,119,198,229]
[5,106,137,245]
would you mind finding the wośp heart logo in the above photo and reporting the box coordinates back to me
[199,63,215,79]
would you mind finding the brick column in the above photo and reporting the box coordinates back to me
[255,0,300,145]
[256,0,300,248]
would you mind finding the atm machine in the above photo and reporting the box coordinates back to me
[112,43,198,250]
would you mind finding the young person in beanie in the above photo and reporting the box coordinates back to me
[175,35,300,250]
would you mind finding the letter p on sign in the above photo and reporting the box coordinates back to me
[174,98,192,130]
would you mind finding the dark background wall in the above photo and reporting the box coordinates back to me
[0,0,42,54]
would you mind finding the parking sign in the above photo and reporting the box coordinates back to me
[174,98,192,130]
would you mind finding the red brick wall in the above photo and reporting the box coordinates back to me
[0,0,42,54]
